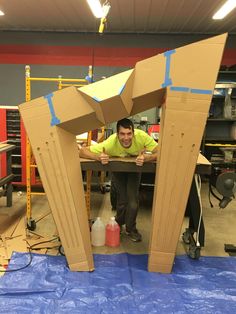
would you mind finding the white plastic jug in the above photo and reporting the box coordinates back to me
[91,217,105,246]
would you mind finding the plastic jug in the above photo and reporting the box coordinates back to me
[91,217,105,246]
[105,217,120,247]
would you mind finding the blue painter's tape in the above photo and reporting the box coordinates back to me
[162,49,176,88]
[44,93,61,126]
[170,86,189,92]
[93,97,101,102]
[119,84,126,95]
[190,89,212,95]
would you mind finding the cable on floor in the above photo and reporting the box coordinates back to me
[0,237,59,273]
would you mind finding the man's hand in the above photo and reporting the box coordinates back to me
[99,147,109,165]
[136,148,146,166]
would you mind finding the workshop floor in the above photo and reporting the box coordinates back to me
[0,181,236,258]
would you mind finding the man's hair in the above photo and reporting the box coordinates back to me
[116,118,134,133]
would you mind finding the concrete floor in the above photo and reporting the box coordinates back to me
[0,180,236,258]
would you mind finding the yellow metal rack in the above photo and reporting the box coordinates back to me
[24,65,93,230]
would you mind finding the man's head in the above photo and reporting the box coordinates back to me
[116,118,134,148]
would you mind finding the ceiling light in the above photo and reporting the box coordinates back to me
[212,0,236,20]
[0,10,5,16]
[87,0,104,18]
[87,0,110,18]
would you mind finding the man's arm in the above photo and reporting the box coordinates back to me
[144,145,158,162]
[79,146,109,164]
[136,145,158,166]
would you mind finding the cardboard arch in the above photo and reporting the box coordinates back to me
[19,34,227,273]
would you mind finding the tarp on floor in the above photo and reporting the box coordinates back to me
[0,252,236,313]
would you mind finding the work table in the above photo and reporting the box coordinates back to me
[80,153,211,175]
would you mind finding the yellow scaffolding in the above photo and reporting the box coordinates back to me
[25,65,93,230]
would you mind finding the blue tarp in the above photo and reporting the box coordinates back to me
[0,252,236,313]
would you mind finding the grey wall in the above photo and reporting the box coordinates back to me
[0,31,236,125]
[0,64,130,105]
[1,31,236,48]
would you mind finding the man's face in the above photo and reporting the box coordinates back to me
[117,126,134,148]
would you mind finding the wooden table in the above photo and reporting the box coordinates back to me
[80,153,211,175]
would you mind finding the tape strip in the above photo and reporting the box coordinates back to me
[170,86,212,95]
[93,97,101,102]
[162,49,176,88]
[190,89,212,95]
[119,84,126,95]
[170,86,189,92]
[44,93,61,126]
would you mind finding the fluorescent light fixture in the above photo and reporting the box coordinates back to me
[87,0,104,18]
[102,3,111,17]
[87,0,111,18]
[0,10,5,16]
[212,0,236,20]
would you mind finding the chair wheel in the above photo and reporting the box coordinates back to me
[27,219,36,231]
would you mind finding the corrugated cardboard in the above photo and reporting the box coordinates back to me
[148,34,227,273]
[148,94,209,272]
[19,33,227,273]
[19,87,98,271]
[79,69,135,123]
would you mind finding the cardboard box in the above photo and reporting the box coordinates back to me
[19,33,227,273]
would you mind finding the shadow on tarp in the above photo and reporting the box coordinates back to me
[0,252,236,313]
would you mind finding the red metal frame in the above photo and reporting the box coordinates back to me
[0,107,32,185]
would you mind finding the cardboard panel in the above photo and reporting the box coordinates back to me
[148,88,224,272]
[133,54,166,99]
[148,251,175,273]
[19,86,104,136]
[19,99,95,271]
[79,69,135,124]
[170,34,227,91]
[131,89,166,116]
[79,69,134,100]
[133,33,226,107]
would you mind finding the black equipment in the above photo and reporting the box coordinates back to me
[209,166,236,208]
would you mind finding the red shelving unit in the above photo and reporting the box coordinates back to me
[0,105,40,186]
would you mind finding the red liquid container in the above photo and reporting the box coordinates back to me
[105,217,120,247]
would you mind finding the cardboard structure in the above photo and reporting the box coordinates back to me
[19,34,227,273]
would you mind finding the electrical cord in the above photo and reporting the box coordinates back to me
[209,182,222,202]
[208,180,214,208]
[0,237,59,273]
[0,249,33,273]
[58,245,65,256]
[195,174,203,248]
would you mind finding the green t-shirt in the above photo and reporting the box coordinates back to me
[90,129,157,157]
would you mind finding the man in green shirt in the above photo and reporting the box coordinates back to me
[79,118,158,242]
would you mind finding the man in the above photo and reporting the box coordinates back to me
[79,118,158,242]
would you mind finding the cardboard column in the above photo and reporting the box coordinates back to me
[19,71,136,271]
[147,34,227,273]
